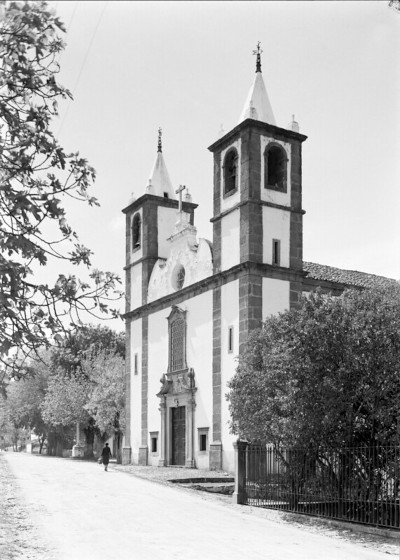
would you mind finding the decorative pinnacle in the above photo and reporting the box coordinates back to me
[157,127,162,152]
[252,41,263,73]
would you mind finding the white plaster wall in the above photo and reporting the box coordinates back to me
[260,136,291,207]
[130,263,142,311]
[220,139,241,214]
[147,235,213,302]
[262,277,290,319]
[130,318,142,464]
[221,209,240,271]
[147,308,170,466]
[128,208,143,265]
[185,292,213,470]
[146,291,213,468]
[262,206,290,267]
[158,206,184,258]
[220,280,239,473]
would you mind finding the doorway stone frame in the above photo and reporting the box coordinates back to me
[157,368,196,468]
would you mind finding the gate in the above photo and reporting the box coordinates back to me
[233,442,400,530]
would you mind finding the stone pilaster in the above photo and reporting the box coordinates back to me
[209,442,222,470]
[212,287,222,443]
[239,273,263,353]
[185,396,196,468]
[158,397,167,466]
[139,315,148,465]
[122,319,132,465]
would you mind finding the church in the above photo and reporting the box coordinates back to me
[121,46,393,473]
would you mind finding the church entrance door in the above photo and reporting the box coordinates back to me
[171,406,186,465]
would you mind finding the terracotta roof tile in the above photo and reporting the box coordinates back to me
[303,262,398,289]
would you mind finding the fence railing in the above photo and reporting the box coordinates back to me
[233,441,400,530]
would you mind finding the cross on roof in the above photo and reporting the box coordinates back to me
[252,41,263,73]
[175,184,186,215]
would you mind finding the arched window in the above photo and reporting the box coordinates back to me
[168,307,187,372]
[264,144,287,192]
[131,212,141,250]
[223,148,238,195]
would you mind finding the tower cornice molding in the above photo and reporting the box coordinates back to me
[208,118,307,153]
[122,193,198,215]
[210,198,306,224]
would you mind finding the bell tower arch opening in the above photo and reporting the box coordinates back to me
[264,143,287,192]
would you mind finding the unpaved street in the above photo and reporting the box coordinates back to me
[1,451,398,560]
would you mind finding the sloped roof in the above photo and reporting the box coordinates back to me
[238,71,276,126]
[147,151,176,199]
[303,262,398,289]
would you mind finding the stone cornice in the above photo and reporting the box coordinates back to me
[208,118,307,153]
[210,198,306,223]
[122,193,198,215]
[124,261,306,321]
[123,256,164,271]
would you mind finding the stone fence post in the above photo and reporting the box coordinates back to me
[232,440,248,504]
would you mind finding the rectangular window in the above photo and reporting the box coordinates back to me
[134,353,139,375]
[272,239,280,266]
[150,432,158,454]
[200,434,207,452]
[198,428,209,453]
[228,326,234,353]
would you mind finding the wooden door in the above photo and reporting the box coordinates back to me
[171,406,186,465]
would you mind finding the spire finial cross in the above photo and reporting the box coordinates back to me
[175,184,186,215]
[157,127,162,153]
[252,41,263,73]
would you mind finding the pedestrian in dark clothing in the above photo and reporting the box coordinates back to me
[101,443,112,471]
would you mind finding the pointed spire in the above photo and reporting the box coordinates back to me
[146,129,176,199]
[238,43,276,126]
[253,41,262,73]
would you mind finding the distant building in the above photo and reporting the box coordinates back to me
[121,48,395,473]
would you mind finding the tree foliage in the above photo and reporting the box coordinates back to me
[227,285,400,448]
[0,1,121,370]
[51,324,125,376]
[83,349,125,438]
[41,371,91,427]
[41,325,125,434]
[2,325,125,454]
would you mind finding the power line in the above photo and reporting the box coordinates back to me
[57,1,109,138]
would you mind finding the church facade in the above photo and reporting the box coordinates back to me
[121,49,393,473]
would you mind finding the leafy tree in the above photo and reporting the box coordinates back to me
[41,324,124,457]
[51,324,125,375]
[41,371,91,428]
[0,394,13,448]
[0,1,121,371]
[227,285,400,448]
[83,349,125,440]
[5,355,49,451]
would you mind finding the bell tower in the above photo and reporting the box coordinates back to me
[208,43,307,347]
[121,130,197,466]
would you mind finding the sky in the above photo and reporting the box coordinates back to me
[46,1,399,324]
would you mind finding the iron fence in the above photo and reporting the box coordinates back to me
[240,443,400,529]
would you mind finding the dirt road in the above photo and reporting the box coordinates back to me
[1,452,398,560]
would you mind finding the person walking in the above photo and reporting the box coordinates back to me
[101,443,112,471]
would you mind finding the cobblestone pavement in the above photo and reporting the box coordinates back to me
[0,453,55,560]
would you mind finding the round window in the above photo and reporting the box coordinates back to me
[173,264,185,290]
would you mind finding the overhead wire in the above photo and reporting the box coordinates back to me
[57,1,109,138]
